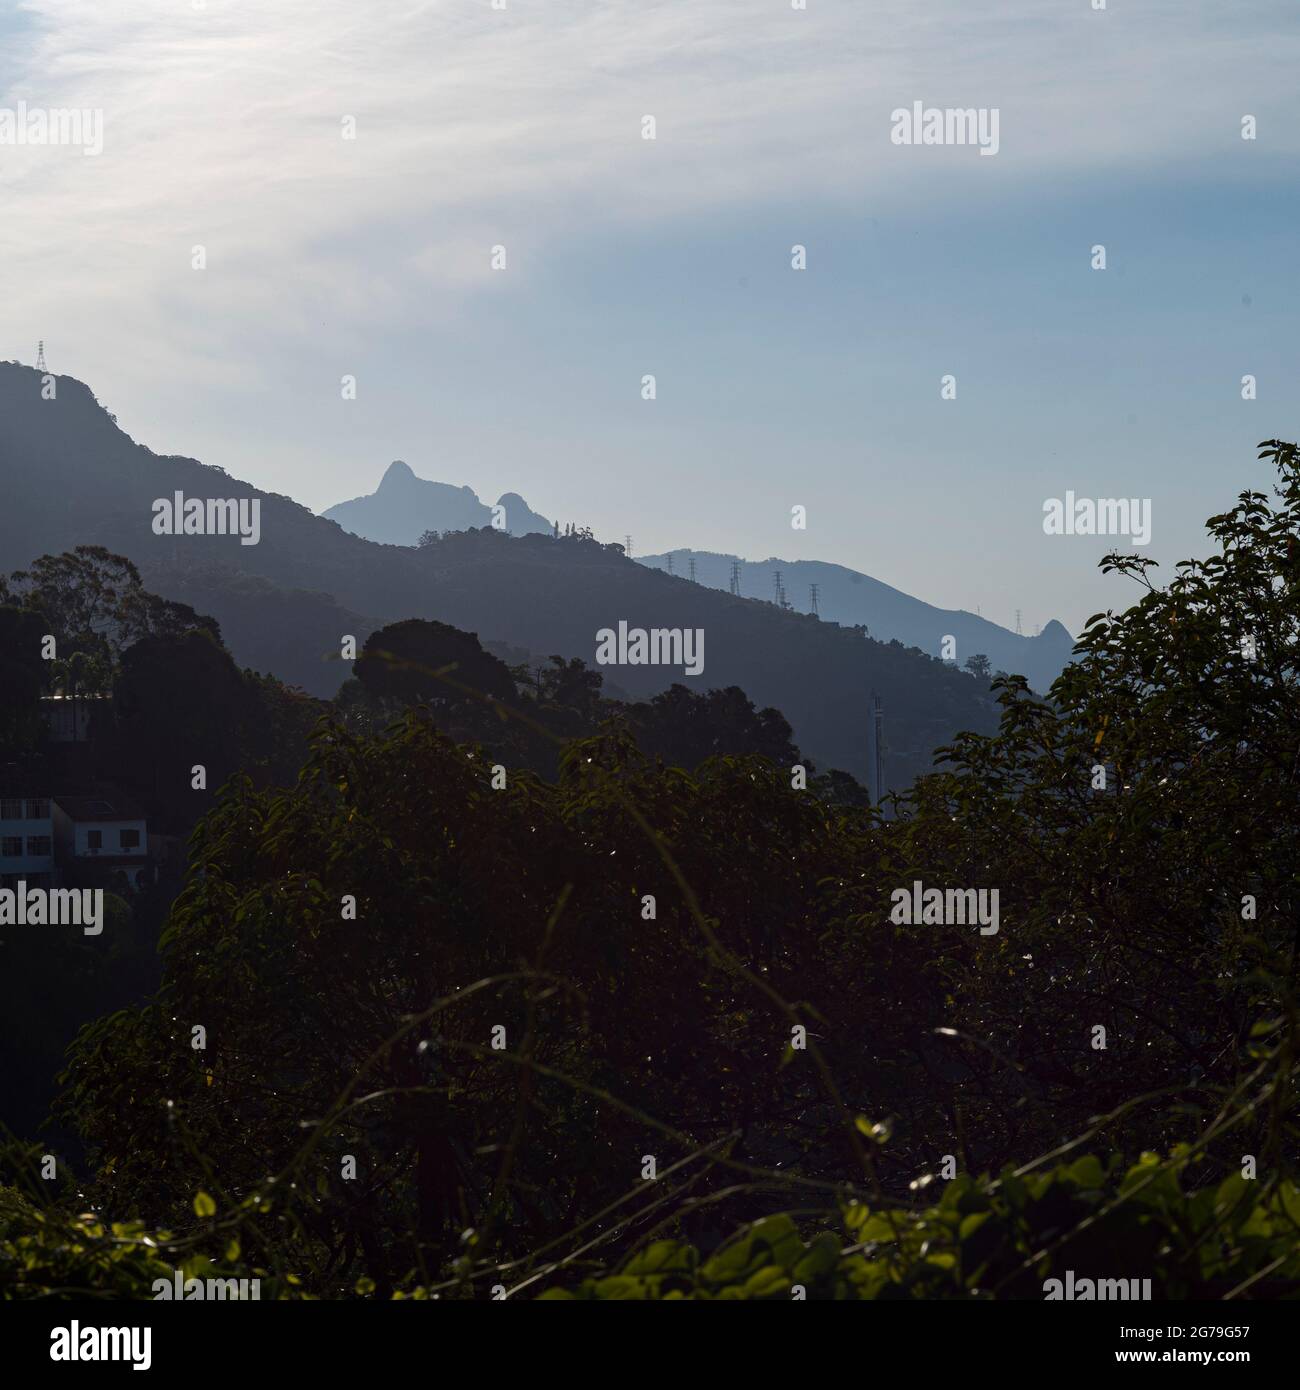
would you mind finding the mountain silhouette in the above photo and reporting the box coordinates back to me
[322,460,552,543]
[0,362,1009,791]
[640,551,1074,694]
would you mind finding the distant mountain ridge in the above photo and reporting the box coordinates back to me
[638,552,1074,695]
[0,362,1003,791]
[320,463,1073,694]
[322,460,552,544]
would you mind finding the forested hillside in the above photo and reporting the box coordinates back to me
[3,441,1298,1300]
[0,363,999,790]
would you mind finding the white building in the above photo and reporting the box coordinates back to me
[52,795,150,889]
[0,795,54,889]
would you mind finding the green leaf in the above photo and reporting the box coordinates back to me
[624,1240,695,1277]
[792,1232,840,1284]
[1067,1156,1105,1189]
[743,1265,791,1298]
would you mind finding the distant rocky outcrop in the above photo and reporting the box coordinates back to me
[322,461,552,544]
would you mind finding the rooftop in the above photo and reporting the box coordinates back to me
[54,795,147,822]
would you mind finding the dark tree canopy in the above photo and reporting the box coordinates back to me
[625,683,802,770]
[353,618,517,709]
[2,545,219,667]
[0,605,47,754]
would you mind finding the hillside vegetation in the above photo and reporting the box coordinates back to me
[2,441,1298,1300]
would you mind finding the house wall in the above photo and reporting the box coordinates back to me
[52,806,147,859]
[52,804,150,888]
[0,797,55,886]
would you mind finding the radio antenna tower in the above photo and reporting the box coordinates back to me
[667,553,674,575]
[728,559,741,596]
[35,340,47,372]
[773,569,784,607]
[1015,609,1023,635]
[688,557,697,583]
[624,535,633,559]
[809,583,820,616]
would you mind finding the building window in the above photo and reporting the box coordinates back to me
[26,836,52,856]
[1,837,21,857]
[26,799,50,820]
[87,830,103,850]
[119,828,141,850]
[1,800,22,820]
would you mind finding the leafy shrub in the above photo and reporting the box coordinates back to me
[543,1148,1300,1300]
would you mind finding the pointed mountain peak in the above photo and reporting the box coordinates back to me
[379,459,416,488]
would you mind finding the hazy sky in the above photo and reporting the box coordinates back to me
[2,0,1297,634]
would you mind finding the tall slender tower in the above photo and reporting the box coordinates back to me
[809,583,820,616]
[688,557,697,583]
[874,694,884,806]
[866,692,885,804]
[729,559,741,596]
[624,535,633,559]
[35,340,47,372]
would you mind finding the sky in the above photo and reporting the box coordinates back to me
[1,0,1298,635]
